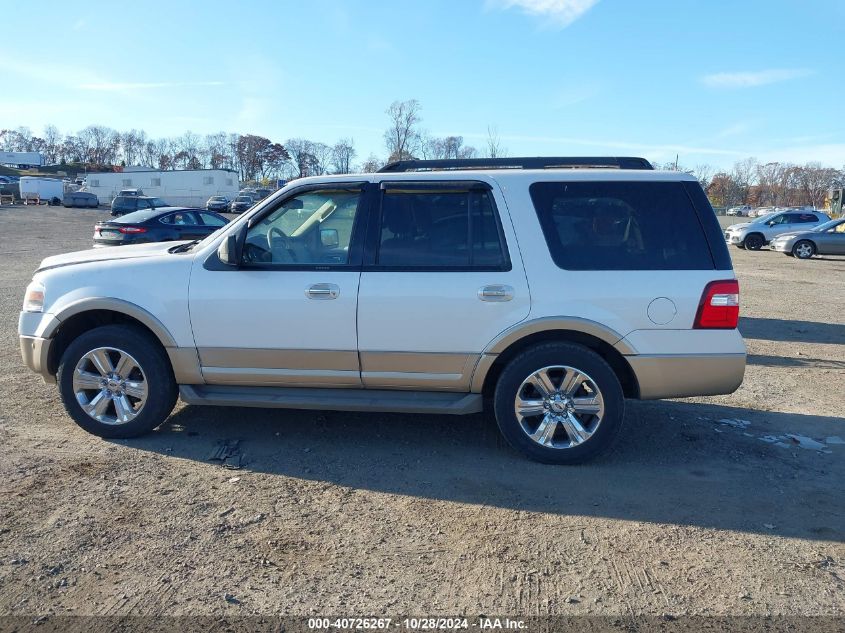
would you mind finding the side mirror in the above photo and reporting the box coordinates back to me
[320,228,339,248]
[218,231,242,266]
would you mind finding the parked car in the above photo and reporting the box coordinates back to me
[206,195,230,212]
[119,188,144,197]
[770,218,845,259]
[93,207,228,247]
[63,192,99,208]
[727,205,751,217]
[723,210,831,250]
[254,188,272,200]
[18,156,745,464]
[229,195,253,213]
[111,195,167,217]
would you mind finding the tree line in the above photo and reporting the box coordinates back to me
[654,158,843,209]
[2,99,841,206]
[0,100,507,183]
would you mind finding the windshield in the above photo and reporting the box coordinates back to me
[750,212,777,223]
[236,196,251,202]
[210,196,225,201]
[814,219,845,232]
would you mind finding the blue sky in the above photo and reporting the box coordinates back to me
[1,0,843,169]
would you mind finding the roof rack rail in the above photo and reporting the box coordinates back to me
[377,156,653,173]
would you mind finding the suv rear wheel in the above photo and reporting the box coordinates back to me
[57,325,178,438]
[493,342,625,464]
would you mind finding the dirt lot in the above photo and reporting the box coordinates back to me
[0,205,843,619]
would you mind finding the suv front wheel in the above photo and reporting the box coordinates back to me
[493,343,625,464]
[57,325,178,438]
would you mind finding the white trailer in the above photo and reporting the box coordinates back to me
[0,151,43,167]
[84,169,239,207]
[19,177,64,203]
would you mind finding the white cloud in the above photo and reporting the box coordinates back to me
[701,68,815,89]
[715,122,751,139]
[494,0,599,27]
[79,81,224,92]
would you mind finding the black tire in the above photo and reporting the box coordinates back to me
[743,233,764,250]
[792,240,815,259]
[57,325,178,438]
[493,342,625,464]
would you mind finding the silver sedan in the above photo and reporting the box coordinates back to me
[770,218,845,259]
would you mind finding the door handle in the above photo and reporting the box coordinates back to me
[478,284,514,302]
[306,283,340,300]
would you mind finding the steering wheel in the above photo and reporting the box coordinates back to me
[242,242,265,264]
[268,226,296,262]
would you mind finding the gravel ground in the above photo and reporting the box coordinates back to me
[0,205,843,618]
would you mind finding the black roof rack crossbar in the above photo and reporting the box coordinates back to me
[377,156,653,173]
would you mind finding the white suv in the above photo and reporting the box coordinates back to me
[19,157,746,464]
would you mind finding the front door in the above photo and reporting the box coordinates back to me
[188,184,367,387]
[356,180,530,391]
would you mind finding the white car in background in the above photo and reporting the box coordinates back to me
[726,205,751,216]
[724,210,831,250]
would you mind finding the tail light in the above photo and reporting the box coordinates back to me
[694,280,739,329]
[118,226,147,234]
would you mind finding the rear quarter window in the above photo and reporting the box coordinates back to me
[529,181,715,271]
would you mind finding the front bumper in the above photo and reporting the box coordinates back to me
[627,352,746,400]
[724,231,744,244]
[20,335,55,384]
[770,239,792,252]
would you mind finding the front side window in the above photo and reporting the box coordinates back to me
[529,181,714,271]
[375,187,508,269]
[242,188,361,266]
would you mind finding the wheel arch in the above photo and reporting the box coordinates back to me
[45,299,177,377]
[474,319,639,399]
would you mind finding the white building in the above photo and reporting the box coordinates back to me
[85,168,239,206]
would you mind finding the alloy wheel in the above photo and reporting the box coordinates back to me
[514,365,605,449]
[72,347,148,425]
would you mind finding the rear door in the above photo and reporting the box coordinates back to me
[356,180,530,391]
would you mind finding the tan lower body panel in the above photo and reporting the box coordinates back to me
[359,351,480,391]
[182,348,483,391]
[627,353,746,400]
[197,348,362,388]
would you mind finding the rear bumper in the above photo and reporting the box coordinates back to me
[19,335,55,384]
[627,352,746,400]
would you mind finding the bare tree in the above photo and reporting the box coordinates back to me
[693,164,714,190]
[731,157,758,205]
[285,138,318,178]
[331,138,356,174]
[43,125,62,164]
[310,142,333,176]
[384,99,421,162]
[796,162,839,208]
[485,125,507,158]
[359,154,385,173]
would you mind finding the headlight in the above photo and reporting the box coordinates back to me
[23,281,45,312]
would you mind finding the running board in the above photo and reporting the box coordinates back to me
[179,385,483,415]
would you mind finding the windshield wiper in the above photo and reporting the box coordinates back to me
[169,240,200,253]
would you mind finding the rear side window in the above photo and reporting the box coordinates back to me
[529,181,715,271]
[375,186,509,269]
